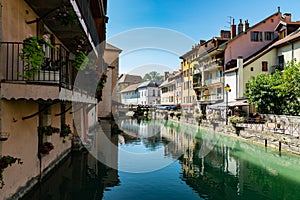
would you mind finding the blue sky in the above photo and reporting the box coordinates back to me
[106,0,300,76]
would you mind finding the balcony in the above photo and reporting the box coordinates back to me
[200,93,223,102]
[204,77,223,86]
[1,42,97,103]
[25,0,102,52]
[202,59,224,71]
[1,42,75,88]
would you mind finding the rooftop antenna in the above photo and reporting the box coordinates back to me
[224,16,233,29]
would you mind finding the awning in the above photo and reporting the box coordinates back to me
[207,102,226,110]
[180,103,193,107]
[228,99,249,107]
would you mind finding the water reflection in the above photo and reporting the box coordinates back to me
[21,119,300,200]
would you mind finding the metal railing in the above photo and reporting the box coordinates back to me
[1,42,76,90]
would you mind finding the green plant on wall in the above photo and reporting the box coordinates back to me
[96,73,107,101]
[0,156,22,189]
[72,45,89,70]
[20,34,55,79]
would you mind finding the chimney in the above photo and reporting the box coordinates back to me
[200,40,206,45]
[220,30,231,38]
[244,20,250,31]
[238,19,243,35]
[231,19,236,39]
[164,72,169,81]
[284,13,292,22]
[278,6,281,14]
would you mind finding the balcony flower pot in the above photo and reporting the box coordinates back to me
[39,142,54,155]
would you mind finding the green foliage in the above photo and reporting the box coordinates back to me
[54,3,78,26]
[245,59,300,115]
[38,125,60,136]
[20,35,55,79]
[96,73,107,101]
[60,124,71,137]
[229,115,245,124]
[72,45,89,70]
[194,113,203,121]
[143,71,164,83]
[245,60,300,115]
[0,156,22,189]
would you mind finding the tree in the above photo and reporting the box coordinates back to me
[143,71,164,83]
[245,59,300,115]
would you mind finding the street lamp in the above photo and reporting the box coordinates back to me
[224,84,231,125]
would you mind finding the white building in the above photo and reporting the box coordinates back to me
[137,81,160,105]
[120,83,141,105]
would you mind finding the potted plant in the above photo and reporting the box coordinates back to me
[0,156,22,189]
[38,125,60,136]
[229,115,245,126]
[20,34,55,80]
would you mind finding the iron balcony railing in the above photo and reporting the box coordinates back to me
[1,42,77,91]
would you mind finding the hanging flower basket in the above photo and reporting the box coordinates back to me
[39,142,54,154]
[60,124,72,138]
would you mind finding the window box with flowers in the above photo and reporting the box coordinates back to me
[0,156,22,189]
[19,34,56,80]
[39,142,54,155]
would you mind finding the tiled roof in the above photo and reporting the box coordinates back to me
[118,74,142,84]
[120,83,141,93]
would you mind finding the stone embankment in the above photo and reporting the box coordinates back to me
[155,111,300,156]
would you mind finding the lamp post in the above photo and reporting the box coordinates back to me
[224,84,231,125]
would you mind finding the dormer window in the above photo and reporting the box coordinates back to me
[251,31,263,41]
[264,32,275,41]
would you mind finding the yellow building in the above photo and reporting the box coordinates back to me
[180,47,198,112]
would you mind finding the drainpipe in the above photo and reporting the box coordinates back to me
[0,0,2,43]
[237,56,243,98]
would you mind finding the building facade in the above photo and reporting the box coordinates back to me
[0,0,107,198]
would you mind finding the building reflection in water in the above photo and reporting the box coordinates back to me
[21,120,120,200]
[21,119,300,200]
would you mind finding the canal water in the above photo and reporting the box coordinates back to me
[21,119,300,200]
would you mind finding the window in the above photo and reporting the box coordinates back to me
[264,32,275,41]
[153,89,155,96]
[251,31,263,41]
[262,61,268,72]
[251,67,254,71]
[278,55,284,67]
